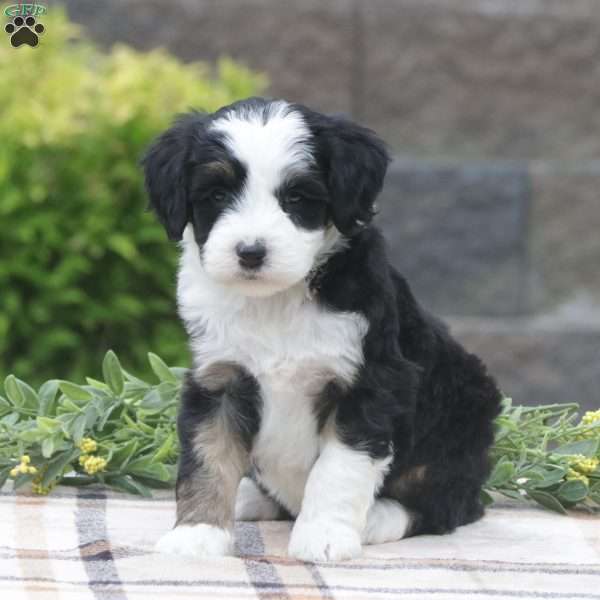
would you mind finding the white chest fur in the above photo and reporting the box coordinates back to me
[178,240,368,514]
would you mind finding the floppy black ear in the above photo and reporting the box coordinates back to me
[142,114,198,241]
[310,114,390,236]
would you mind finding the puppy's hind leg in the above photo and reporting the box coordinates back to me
[362,498,414,545]
[235,476,286,521]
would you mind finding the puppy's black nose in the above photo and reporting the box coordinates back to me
[236,241,267,270]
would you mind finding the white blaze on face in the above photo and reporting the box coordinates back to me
[201,102,327,297]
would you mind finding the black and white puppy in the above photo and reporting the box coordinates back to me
[142,97,502,562]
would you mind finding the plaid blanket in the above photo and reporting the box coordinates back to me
[1,485,598,600]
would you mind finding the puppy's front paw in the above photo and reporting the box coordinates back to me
[288,519,362,562]
[155,524,232,558]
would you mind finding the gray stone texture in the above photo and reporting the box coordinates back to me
[64,0,600,159]
[529,164,600,310]
[378,160,530,316]
[62,0,357,115]
[379,161,600,315]
[451,317,600,412]
[362,0,600,158]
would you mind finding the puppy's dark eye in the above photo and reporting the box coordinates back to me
[285,195,303,205]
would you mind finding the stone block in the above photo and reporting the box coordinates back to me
[377,159,529,316]
[363,0,600,158]
[529,163,600,309]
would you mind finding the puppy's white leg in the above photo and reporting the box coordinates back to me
[235,477,282,521]
[288,434,391,562]
[363,498,412,545]
[155,523,232,557]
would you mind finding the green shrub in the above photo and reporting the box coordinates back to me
[0,11,266,384]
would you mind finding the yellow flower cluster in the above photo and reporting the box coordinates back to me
[9,455,37,478]
[31,474,55,496]
[579,410,600,438]
[566,469,589,486]
[582,409,600,425]
[565,454,600,486]
[79,437,98,453]
[79,454,107,475]
[571,455,599,475]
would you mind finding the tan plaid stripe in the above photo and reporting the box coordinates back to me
[1,485,599,600]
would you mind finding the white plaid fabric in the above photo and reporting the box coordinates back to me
[1,484,598,599]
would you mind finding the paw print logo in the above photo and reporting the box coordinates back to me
[5,15,45,48]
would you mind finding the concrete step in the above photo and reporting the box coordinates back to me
[449,300,600,412]
[65,0,600,159]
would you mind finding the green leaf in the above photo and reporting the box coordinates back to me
[18,428,45,443]
[527,490,568,515]
[1,413,19,427]
[4,375,38,409]
[18,380,39,409]
[102,350,124,396]
[124,455,153,471]
[487,460,515,487]
[497,489,525,501]
[153,432,175,463]
[140,388,165,412]
[36,416,62,434]
[110,440,139,470]
[41,436,56,458]
[480,489,494,506]
[553,439,599,458]
[59,398,83,413]
[0,396,11,415]
[5,376,26,406]
[59,381,92,403]
[130,475,175,489]
[517,466,546,483]
[0,467,11,490]
[97,402,122,432]
[126,460,171,482]
[148,353,177,384]
[122,369,150,387]
[42,448,80,487]
[69,414,87,444]
[113,428,137,441]
[38,380,59,416]
[106,475,152,497]
[83,404,99,429]
[527,467,567,489]
[557,480,589,503]
[86,377,111,392]
[135,420,155,435]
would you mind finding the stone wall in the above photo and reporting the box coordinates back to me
[62,0,600,410]
[63,0,600,159]
[377,160,600,410]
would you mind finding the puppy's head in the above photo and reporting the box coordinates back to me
[142,97,389,297]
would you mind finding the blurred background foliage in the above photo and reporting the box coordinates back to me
[0,11,266,385]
